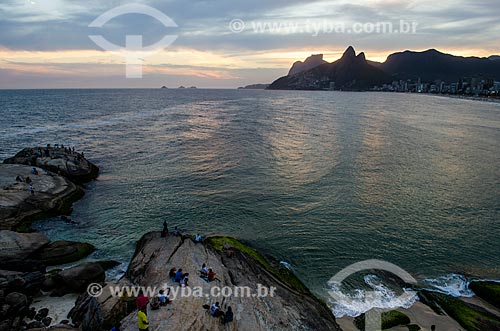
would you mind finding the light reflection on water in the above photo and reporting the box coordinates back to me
[0,89,499,300]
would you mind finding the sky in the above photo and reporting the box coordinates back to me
[0,0,499,88]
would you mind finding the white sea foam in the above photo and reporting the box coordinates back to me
[422,273,475,297]
[279,261,293,270]
[328,274,418,318]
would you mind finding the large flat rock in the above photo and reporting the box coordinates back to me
[0,230,49,260]
[4,147,99,183]
[120,232,341,331]
[0,164,83,230]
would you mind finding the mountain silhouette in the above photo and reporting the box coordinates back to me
[268,47,500,90]
[268,46,388,90]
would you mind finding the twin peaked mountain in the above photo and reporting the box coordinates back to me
[267,46,500,90]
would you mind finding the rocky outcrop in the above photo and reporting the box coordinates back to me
[0,164,83,230]
[53,262,105,295]
[419,290,500,331]
[32,241,95,266]
[3,147,99,184]
[469,281,500,310]
[71,232,341,331]
[0,230,49,260]
[68,281,136,330]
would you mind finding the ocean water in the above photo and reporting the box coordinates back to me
[1,89,499,317]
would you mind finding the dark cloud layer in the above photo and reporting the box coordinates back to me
[0,0,498,52]
[0,0,498,87]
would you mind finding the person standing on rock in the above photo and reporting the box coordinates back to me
[161,221,168,237]
[138,308,149,331]
[136,290,150,313]
[29,184,34,195]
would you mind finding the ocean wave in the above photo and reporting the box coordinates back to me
[327,274,418,318]
[422,273,500,297]
[279,261,293,270]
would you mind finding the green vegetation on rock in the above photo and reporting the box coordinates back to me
[354,310,411,330]
[421,290,500,331]
[469,281,500,309]
[206,236,309,294]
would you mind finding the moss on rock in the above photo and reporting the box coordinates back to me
[469,281,500,310]
[354,310,411,330]
[206,236,309,294]
[421,290,500,331]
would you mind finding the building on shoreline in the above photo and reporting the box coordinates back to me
[371,76,500,97]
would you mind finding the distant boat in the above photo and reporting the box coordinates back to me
[189,86,197,89]
[178,86,185,89]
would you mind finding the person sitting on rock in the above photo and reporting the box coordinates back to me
[172,226,180,236]
[174,268,183,282]
[194,233,202,243]
[210,302,221,317]
[168,267,177,280]
[138,308,149,331]
[158,289,171,305]
[29,184,35,195]
[136,290,149,312]
[15,175,23,182]
[200,263,209,277]
[180,273,189,287]
[222,306,234,324]
[150,296,160,310]
[25,176,32,184]
[207,268,217,282]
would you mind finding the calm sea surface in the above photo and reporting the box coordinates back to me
[1,89,499,316]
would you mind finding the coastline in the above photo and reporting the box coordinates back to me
[1,147,500,331]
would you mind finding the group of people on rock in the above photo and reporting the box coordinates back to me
[37,144,82,160]
[169,267,190,287]
[200,263,218,282]
[209,302,234,324]
[160,222,204,244]
[133,288,174,331]
[130,225,232,330]
[15,168,39,195]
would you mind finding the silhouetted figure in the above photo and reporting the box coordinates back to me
[431,326,436,331]
[161,221,169,237]
[222,306,234,324]
[168,267,177,280]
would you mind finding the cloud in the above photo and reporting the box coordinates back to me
[0,0,498,87]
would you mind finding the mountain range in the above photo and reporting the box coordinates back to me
[267,47,500,91]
